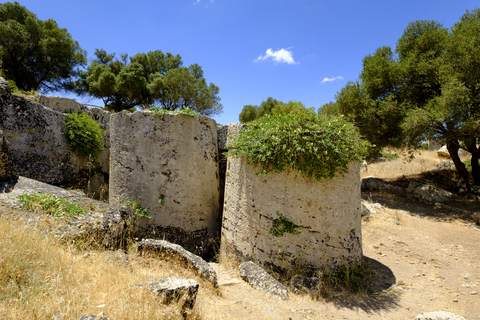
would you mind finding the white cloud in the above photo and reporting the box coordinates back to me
[254,48,298,65]
[321,76,344,83]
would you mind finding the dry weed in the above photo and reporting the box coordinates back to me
[361,150,441,179]
[0,216,215,320]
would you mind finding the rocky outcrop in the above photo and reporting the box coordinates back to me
[138,239,218,287]
[136,277,199,313]
[407,179,456,203]
[361,176,404,194]
[0,130,18,182]
[239,261,289,301]
[0,77,110,196]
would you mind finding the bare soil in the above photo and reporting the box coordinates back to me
[200,190,480,320]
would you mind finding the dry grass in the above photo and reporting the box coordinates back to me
[361,149,442,179]
[0,215,216,320]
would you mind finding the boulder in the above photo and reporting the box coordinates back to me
[239,261,289,301]
[407,179,455,204]
[434,161,454,171]
[437,145,470,158]
[413,311,466,320]
[0,130,18,182]
[136,277,199,312]
[361,177,404,194]
[138,239,218,287]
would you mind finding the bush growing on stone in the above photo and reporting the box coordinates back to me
[64,113,104,160]
[227,110,370,180]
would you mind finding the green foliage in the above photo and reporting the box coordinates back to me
[380,152,400,160]
[158,194,165,206]
[64,113,104,160]
[75,49,222,115]
[125,200,151,219]
[328,10,480,186]
[227,110,371,181]
[420,143,429,150]
[0,1,86,92]
[239,97,308,123]
[150,105,199,117]
[18,193,86,219]
[269,212,304,237]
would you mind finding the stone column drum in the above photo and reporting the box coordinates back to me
[110,111,220,253]
[221,125,362,272]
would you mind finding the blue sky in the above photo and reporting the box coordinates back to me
[8,0,480,124]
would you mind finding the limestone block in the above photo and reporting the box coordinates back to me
[217,123,245,150]
[136,277,199,312]
[239,261,289,300]
[0,130,18,182]
[0,78,110,185]
[222,155,362,272]
[110,111,220,248]
[36,95,91,114]
[138,239,218,287]
[0,90,79,184]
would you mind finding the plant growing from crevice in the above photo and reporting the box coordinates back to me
[226,110,371,181]
[150,105,199,118]
[17,193,86,219]
[122,201,152,250]
[269,211,305,237]
[64,112,104,161]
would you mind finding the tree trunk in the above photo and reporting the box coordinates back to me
[447,140,470,191]
[468,142,480,186]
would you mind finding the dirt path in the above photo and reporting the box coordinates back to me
[199,195,480,320]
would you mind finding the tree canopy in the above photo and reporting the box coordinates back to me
[238,97,308,123]
[76,49,222,115]
[0,1,86,91]
[320,9,480,188]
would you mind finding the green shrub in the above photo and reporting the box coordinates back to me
[380,152,400,160]
[64,113,104,160]
[18,193,86,219]
[226,110,370,181]
[125,200,152,219]
[149,105,199,118]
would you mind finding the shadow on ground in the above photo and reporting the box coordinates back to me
[323,256,401,314]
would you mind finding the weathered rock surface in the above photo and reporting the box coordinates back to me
[434,161,454,171]
[407,179,456,203]
[110,111,220,254]
[437,145,470,158]
[0,77,110,191]
[239,261,289,301]
[361,176,404,194]
[136,277,199,312]
[413,311,467,320]
[0,130,18,182]
[138,239,218,287]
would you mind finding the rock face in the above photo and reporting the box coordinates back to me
[221,125,363,272]
[110,111,220,254]
[0,130,18,182]
[407,179,456,204]
[413,311,466,320]
[361,176,404,194]
[138,239,218,287]
[0,77,110,195]
[136,277,199,313]
[239,261,289,301]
